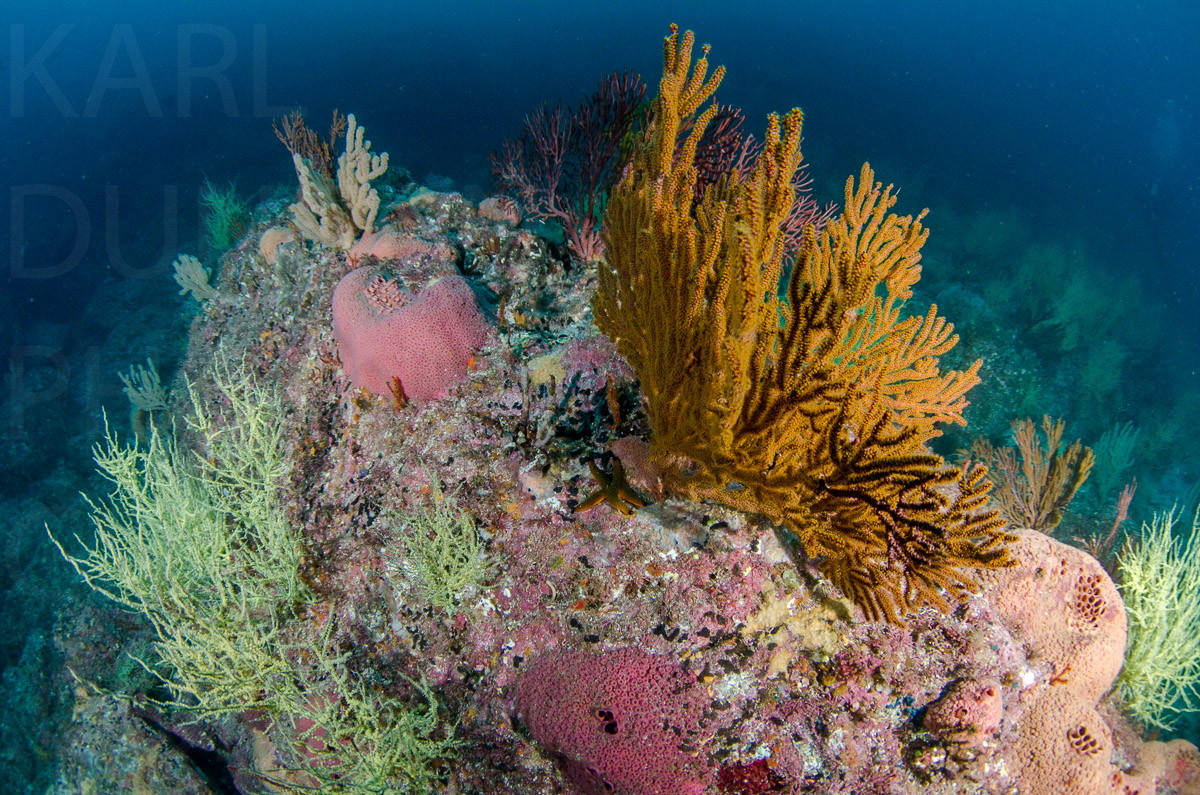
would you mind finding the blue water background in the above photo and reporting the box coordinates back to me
[5,1,1198,329]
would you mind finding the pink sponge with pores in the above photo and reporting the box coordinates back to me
[332,265,489,405]
[515,648,711,795]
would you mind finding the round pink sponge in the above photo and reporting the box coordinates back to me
[515,648,711,795]
[332,265,489,404]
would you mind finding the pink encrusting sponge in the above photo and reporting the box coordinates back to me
[515,648,712,795]
[332,264,489,405]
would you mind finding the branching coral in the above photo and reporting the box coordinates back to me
[971,415,1094,533]
[48,361,453,791]
[594,25,1010,623]
[49,361,307,715]
[290,113,389,249]
[392,473,495,618]
[274,108,347,180]
[1092,420,1139,501]
[118,357,168,413]
[492,71,646,262]
[261,626,457,795]
[199,178,250,251]
[172,253,217,302]
[1116,507,1200,730]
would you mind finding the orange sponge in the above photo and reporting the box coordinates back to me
[976,529,1199,794]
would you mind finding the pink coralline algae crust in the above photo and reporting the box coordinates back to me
[515,647,712,795]
[332,265,489,404]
